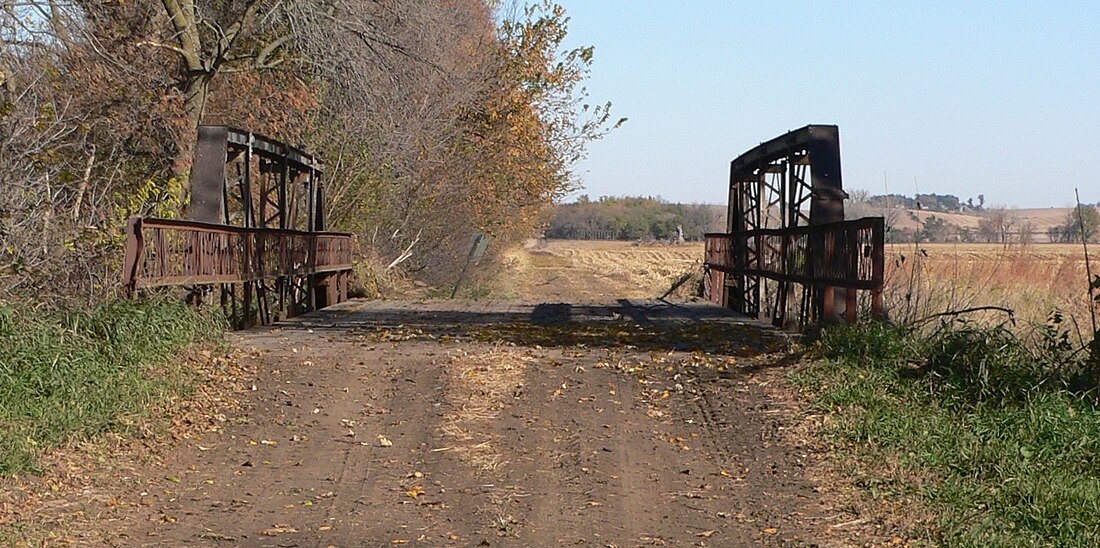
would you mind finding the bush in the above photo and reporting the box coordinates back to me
[925,325,1046,406]
[814,321,912,364]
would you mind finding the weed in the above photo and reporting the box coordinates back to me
[797,321,1100,545]
[0,297,221,474]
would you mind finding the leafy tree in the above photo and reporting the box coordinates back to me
[1055,206,1100,243]
[920,215,951,242]
[546,197,723,241]
[0,0,621,300]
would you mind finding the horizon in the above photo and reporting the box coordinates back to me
[556,1,1099,210]
[558,193,1086,211]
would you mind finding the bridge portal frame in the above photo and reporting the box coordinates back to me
[723,124,854,326]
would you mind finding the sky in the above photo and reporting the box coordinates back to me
[553,1,1100,208]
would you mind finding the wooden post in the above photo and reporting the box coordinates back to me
[871,217,886,320]
[845,226,859,323]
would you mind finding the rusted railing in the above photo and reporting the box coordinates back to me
[704,217,884,326]
[123,217,354,325]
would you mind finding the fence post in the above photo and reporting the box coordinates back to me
[871,217,885,319]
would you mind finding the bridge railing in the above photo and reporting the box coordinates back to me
[704,217,884,325]
[123,217,354,324]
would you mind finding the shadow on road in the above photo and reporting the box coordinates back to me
[269,298,795,359]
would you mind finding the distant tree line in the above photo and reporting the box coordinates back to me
[863,192,985,213]
[546,196,724,241]
[885,207,1100,244]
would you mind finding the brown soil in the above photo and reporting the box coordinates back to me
[3,242,888,546]
[97,300,857,546]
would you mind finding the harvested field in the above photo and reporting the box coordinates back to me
[505,239,1096,330]
[501,239,705,301]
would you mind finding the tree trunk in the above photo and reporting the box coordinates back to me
[176,71,210,203]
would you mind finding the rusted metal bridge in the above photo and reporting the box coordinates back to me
[704,125,884,328]
[123,126,353,326]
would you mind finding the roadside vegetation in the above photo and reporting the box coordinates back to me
[1,1,617,303]
[0,298,221,474]
[0,0,609,473]
[796,318,1100,545]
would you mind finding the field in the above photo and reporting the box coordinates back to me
[499,239,706,301]
[855,205,1075,242]
[884,242,1095,330]
[500,239,1098,331]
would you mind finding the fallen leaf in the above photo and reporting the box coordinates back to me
[259,525,299,536]
[406,485,425,498]
[763,527,778,535]
[696,530,716,538]
[378,435,393,447]
[198,532,236,541]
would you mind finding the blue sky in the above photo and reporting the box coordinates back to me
[554,1,1100,207]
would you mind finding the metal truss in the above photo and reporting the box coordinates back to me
[726,125,848,326]
[187,126,340,326]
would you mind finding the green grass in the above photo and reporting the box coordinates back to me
[0,298,222,474]
[795,322,1100,546]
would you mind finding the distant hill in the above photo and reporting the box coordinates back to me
[847,204,1079,243]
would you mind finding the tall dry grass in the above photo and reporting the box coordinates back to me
[883,242,1095,336]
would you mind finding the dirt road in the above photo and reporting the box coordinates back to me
[109,299,835,546]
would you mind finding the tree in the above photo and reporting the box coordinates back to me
[920,215,951,242]
[1,0,619,301]
[314,1,621,283]
[1056,205,1100,243]
[977,208,1016,243]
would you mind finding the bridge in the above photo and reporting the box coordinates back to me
[104,126,885,544]
[704,124,885,328]
[123,126,354,327]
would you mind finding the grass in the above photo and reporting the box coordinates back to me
[795,322,1100,545]
[0,297,222,474]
